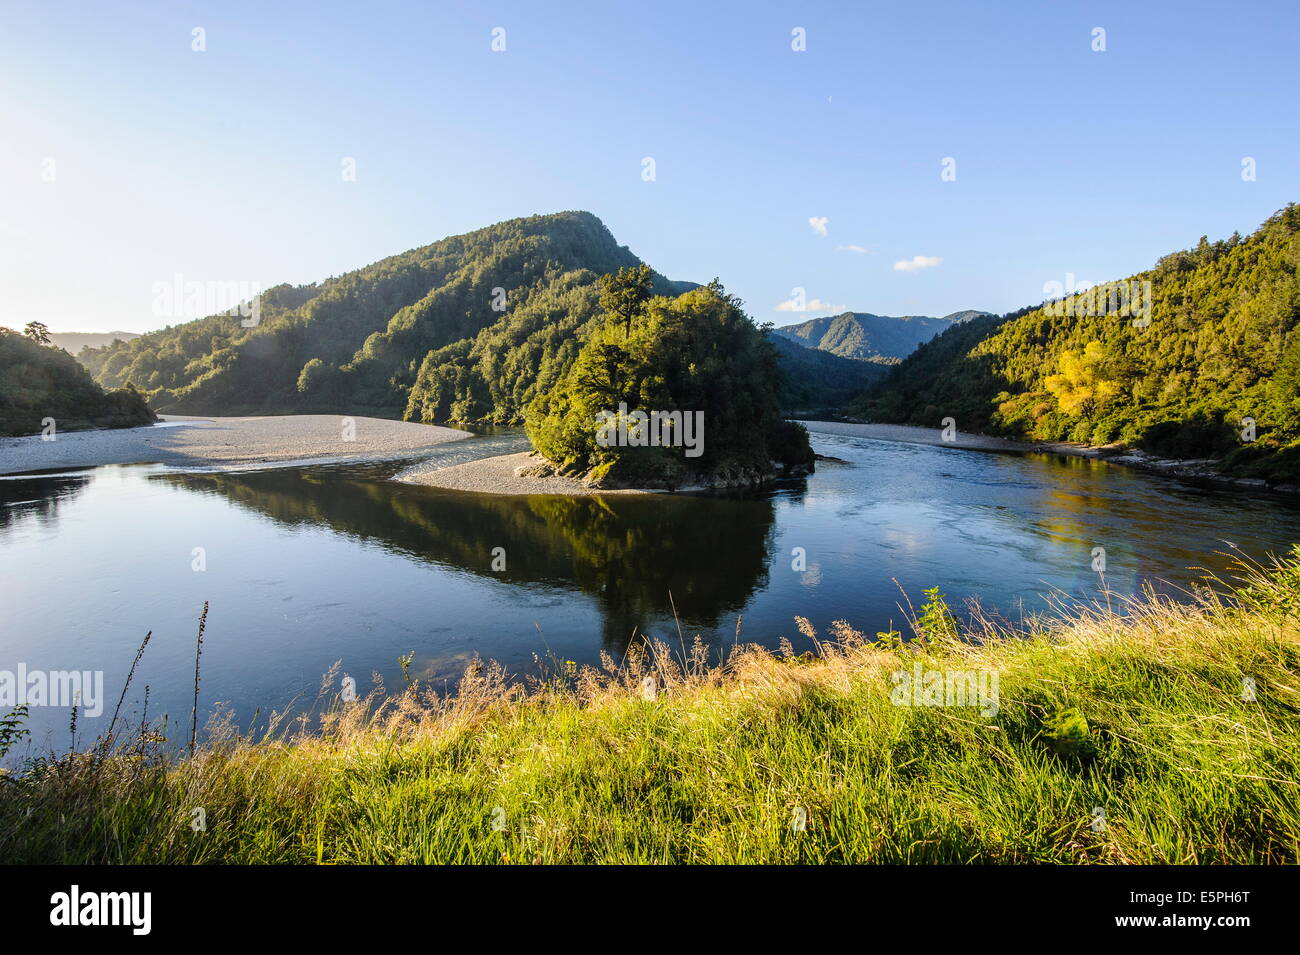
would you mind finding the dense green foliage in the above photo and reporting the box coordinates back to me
[0,329,154,437]
[524,271,814,487]
[767,334,885,411]
[81,213,649,414]
[80,213,689,418]
[853,206,1300,481]
[405,269,643,427]
[772,310,985,363]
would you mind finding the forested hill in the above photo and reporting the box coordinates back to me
[1,329,154,436]
[80,212,694,420]
[851,205,1300,481]
[772,310,988,363]
[767,334,887,412]
[81,212,859,425]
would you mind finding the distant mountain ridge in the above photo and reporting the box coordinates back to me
[52,330,140,354]
[772,310,989,364]
[0,328,140,355]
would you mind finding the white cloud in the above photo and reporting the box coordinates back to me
[807,216,829,237]
[893,255,943,272]
[836,244,872,254]
[775,296,846,313]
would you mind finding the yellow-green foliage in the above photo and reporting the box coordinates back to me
[1044,340,1122,418]
[855,205,1300,478]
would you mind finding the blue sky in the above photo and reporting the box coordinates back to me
[2,0,1297,333]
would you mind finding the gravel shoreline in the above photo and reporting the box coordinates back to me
[801,420,1036,453]
[15,413,1286,497]
[401,451,649,495]
[0,414,471,476]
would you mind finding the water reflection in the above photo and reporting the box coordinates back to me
[156,467,784,653]
[0,472,92,531]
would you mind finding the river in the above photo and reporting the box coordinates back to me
[2,424,1297,757]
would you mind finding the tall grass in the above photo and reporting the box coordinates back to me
[1,552,1298,864]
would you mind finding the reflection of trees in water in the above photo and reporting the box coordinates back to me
[981,452,1287,598]
[157,469,783,654]
[0,473,92,532]
[524,494,778,649]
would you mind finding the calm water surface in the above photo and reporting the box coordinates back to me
[3,426,1299,756]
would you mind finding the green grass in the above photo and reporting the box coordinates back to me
[2,554,1299,864]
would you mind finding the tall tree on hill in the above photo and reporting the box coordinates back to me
[23,321,51,346]
[599,264,654,341]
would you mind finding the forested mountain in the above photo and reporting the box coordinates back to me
[851,205,1300,481]
[1,328,154,436]
[772,310,988,363]
[939,310,993,325]
[81,212,681,418]
[767,334,887,410]
[79,212,839,424]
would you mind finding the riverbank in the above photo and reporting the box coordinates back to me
[401,450,649,495]
[2,551,1296,864]
[802,420,1038,453]
[805,420,1300,494]
[0,414,471,475]
[400,449,811,495]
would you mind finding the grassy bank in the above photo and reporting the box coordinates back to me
[2,555,1298,864]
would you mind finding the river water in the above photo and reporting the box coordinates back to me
[2,425,1297,757]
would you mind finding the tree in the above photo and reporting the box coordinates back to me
[23,321,51,346]
[1044,340,1120,417]
[297,357,327,394]
[526,279,813,487]
[598,264,654,341]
